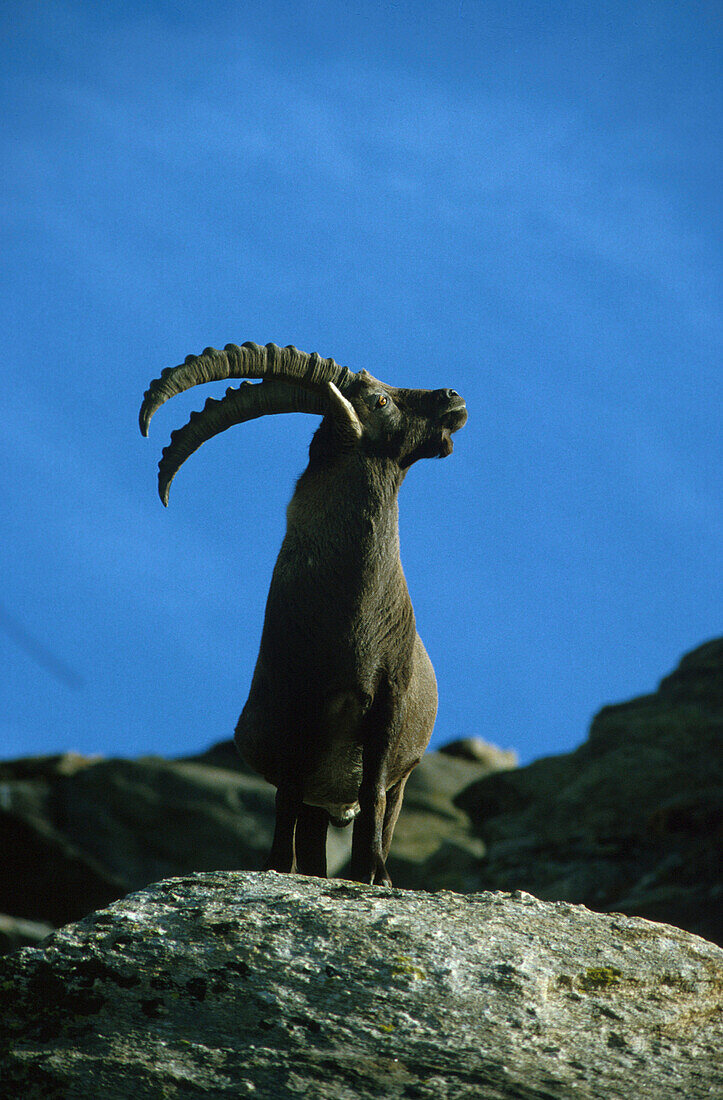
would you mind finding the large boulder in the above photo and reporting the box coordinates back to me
[456,639,723,944]
[1,872,720,1099]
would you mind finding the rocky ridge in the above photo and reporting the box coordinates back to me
[0,638,720,950]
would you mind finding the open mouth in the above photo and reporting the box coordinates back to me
[440,402,468,432]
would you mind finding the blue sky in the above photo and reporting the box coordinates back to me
[2,0,720,765]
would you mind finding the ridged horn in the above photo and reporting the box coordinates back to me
[157,379,326,506]
[139,342,354,437]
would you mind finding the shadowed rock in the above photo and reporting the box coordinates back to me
[0,742,504,940]
[456,639,723,944]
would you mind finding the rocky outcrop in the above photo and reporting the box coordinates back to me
[0,750,275,929]
[456,639,723,945]
[1,872,721,1099]
[0,640,719,952]
[0,739,509,940]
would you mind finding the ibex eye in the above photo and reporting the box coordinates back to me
[377,395,388,408]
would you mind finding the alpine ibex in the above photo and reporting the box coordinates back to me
[140,342,467,885]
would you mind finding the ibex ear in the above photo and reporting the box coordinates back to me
[325,381,363,448]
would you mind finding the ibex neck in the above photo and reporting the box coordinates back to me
[287,453,403,555]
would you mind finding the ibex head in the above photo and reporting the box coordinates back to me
[139,343,467,504]
[321,369,467,468]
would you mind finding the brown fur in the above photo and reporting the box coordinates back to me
[234,373,466,884]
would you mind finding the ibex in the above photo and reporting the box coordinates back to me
[140,342,467,885]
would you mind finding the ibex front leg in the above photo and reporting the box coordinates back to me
[349,684,402,886]
[266,786,301,873]
[295,803,328,878]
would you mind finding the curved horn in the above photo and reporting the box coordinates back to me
[140,342,354,437]
[157,379,326,506]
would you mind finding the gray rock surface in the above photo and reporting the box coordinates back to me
[456,639,723,945]
[438,737,518,767]
[1,871,721,1099]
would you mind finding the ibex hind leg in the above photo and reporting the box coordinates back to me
[294,803,329,878]
[350,783,390,886]
[381,776,408,861]
[352,774,408,885]
[348,681,409,886]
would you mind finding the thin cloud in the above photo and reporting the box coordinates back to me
[0,599,84,690]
